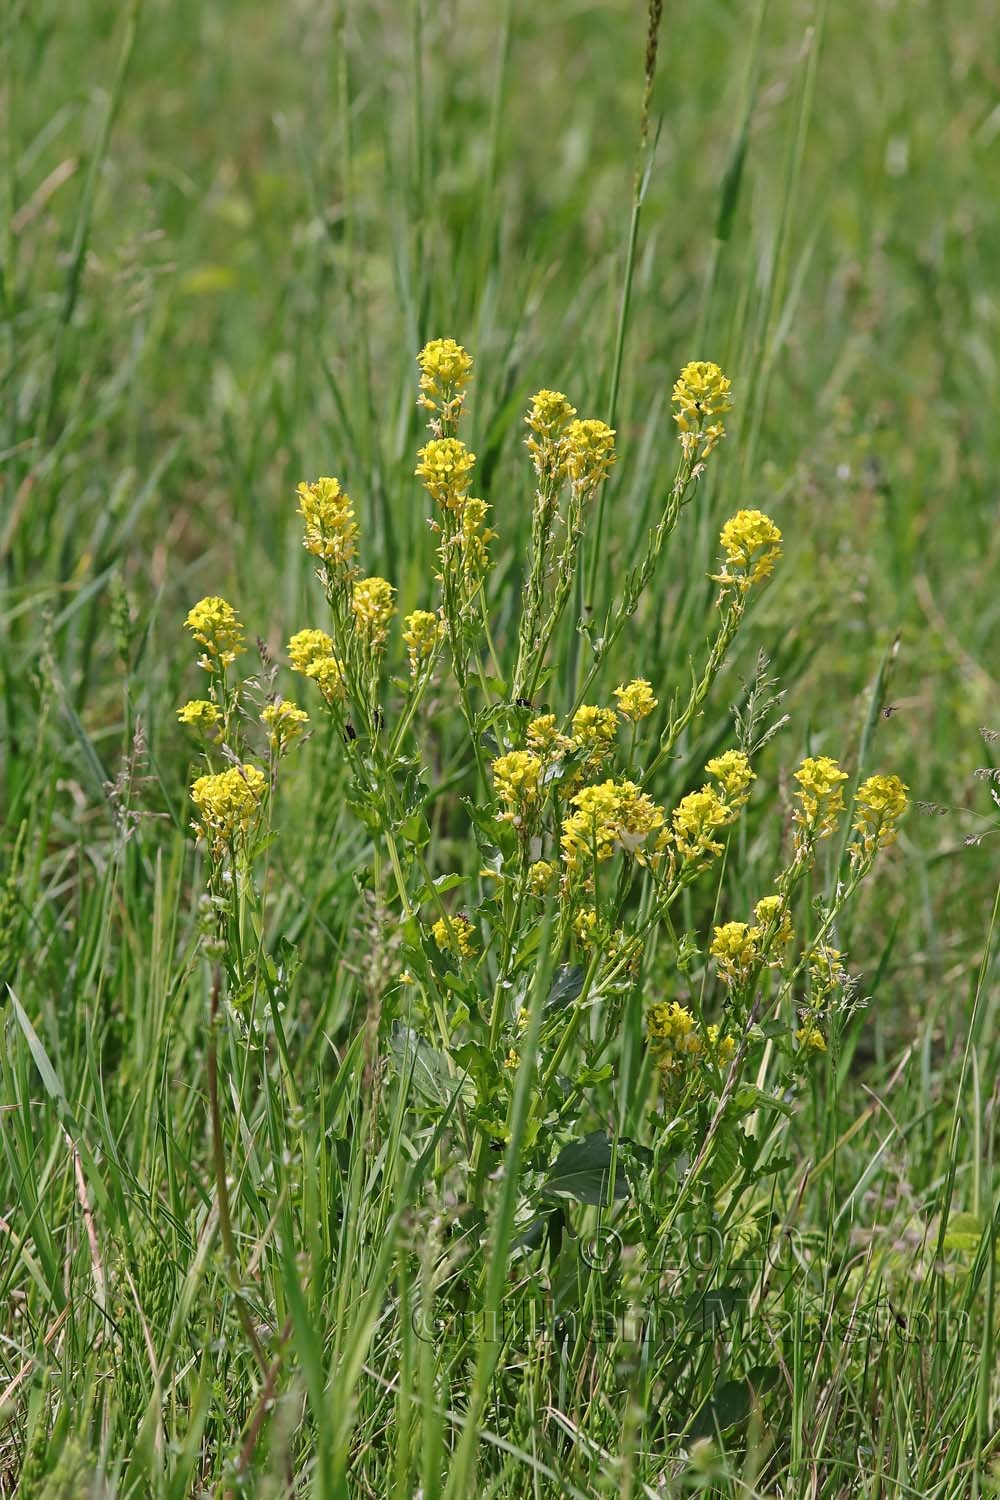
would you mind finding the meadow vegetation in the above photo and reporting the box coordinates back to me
[3,1,1000,1496]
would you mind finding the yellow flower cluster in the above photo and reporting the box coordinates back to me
[417,338,474,418]
[492,750,543,821]
[527,859,557,897]
[668,786,731,864]
[177,699,220,732]
[456,497,497,582]
[351,575,396,649]
[287,628,334,673]
[705,1025,737,1068]
[287,628,347,704]
[561,781,622,870]
[796,1024,826,1052]
[793,755,848,842]
[190,764,266,845]
[711,895,793,989]
[431,913,476,958]
[615,679,658,722]
[809,943,847,997]
[525,388,577,476]
[646,1001,701,1074]
[671,361,732,459]
[662,753,754,869]
[573,907,599,946]
[753,894,793,950]
[561,779,663,873]
[710,921,758,988]
[402,609,443,676]
[647,1002,738,1079]
[616,781,665,855]
[295,477,359,569]
[261,699,309,750]
[713,510,783,596]
[415,437,476,511]
[706,749,756,807]
[571,705,619,764]
[527,714,572,759]
[563,419,617,491]
[304,655,347,704]
[184,596,244,672]
[672,361,732,424]
[850,773,909,863]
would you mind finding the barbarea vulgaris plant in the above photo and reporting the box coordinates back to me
[176,340,908,1329]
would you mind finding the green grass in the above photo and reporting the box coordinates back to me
[3,0,1000,1495]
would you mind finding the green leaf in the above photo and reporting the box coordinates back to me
[399,811,431,848]
[685,1284,744,1330]
[8,988,66,1106]
[943,1211,984,1254]
[708,1123,741,1190]
[759,1018,787,1040]
[748,1363,780,1395]
[388,1025,474,1109]
[542,1131,628,1206]
[733,1085,793,1118]
[545,964,585,1013]
[690,1378,751,1438]
[415,872,466,903]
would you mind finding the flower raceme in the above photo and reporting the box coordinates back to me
[527,714,573,760]
[417,338,474,420]
[810,943,847,996]
[184,596,243,672]
[850,773,909,863]
[615,679,658,722]
[527,859,557,897]
[713,510,783,597]
[793,755,849,843]
[287,628,334,674]
[563,419,617,491]
[710,895,793,990]
[351,576,396,650]
[491,750,543,823]
[571,705,619,764]
[190,764,266,847]
[402,609,443,676]
[415,437,476,511]
[287,628,347,704]
[657,751,756,871]
[295,476,359,569]
[796,1023,827,1052]
[646,1001,736,1079]
[671,361,733,425]
[668,786,731,865]
[646,1001,701,1075]
[671,360,733,460]
[706,749,756,807]
[177,699,220,733]
[525,389,577,477]
[710,921,759,988]
[561,781,624,871]
[303,655,347,704]
[752,894,793,951]
[432,912,476,958]
[561,779,664,874]
[261,700,309,751]
[456,498,497,583]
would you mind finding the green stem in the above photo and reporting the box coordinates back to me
[207,967,268,1377]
